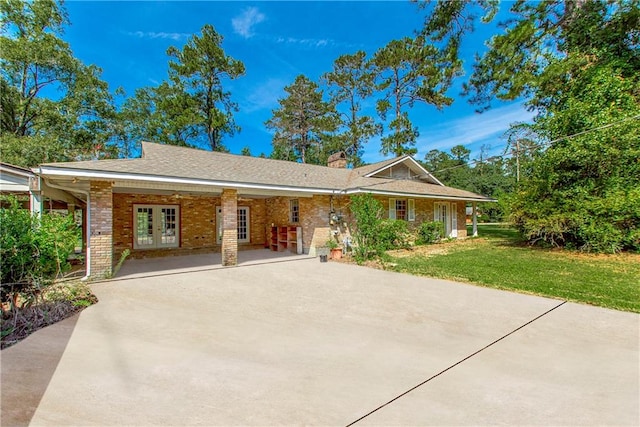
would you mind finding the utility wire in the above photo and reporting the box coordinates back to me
[429,114,640,174]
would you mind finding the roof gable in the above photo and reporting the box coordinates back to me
[354,156,443,186]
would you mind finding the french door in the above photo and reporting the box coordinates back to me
[216,206,250,244]
[134,205,179,249]
[434,202,457,238]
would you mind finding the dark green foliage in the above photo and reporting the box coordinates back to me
[119,24,244,153]
[419,0,640,252]
[349,194,384,262]
[322,51,381,167]
[266,75,339,164]
[377,219,411,251]
[372,36,455,156]
[1,0,118,167]
[0,196,79,303]
[416,221,444,245]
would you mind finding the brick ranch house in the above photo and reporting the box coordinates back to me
[33,142,493,278]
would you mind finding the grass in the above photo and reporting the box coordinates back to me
[387,224,640,313]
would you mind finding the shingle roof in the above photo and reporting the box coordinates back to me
[39,142,493,201]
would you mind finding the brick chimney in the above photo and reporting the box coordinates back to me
[327,151,347,168]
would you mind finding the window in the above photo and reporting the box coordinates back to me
[216,206,250,244]
[237,207,249,242]
[389,198,415,221]
[134,205,179,249]
[289,199,299,223]
[396,199,407,220]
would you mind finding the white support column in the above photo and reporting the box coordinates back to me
[29,177,43,218]
[472,202,478,237]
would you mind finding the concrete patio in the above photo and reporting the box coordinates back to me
[2,257,638,426]
[115,248,311,279]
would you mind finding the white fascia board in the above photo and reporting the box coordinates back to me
[345,187,496,202]
[37,167,337,195]
[363,156,444,186]
[363,157,410,177]
[1,164,34,179]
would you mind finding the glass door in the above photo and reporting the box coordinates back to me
[134,205,179,249]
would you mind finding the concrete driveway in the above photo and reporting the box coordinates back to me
[3,256,639,426]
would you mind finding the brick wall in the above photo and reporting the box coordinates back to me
[113,193,266,260]
[90,181,113,278]
[265,195,353,255]
[221,189,238,266]
[377,196,467,237]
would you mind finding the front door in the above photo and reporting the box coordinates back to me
[216,206,250,244]
[434,202,457,238]
[134,205,179,249]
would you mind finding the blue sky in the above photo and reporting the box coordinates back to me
[63,1,535,164]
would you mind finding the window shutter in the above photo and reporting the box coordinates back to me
[408,199,415,221]
[388,198,396,219]
[451,203,458,238]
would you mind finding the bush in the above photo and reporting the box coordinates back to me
[377,219,411,250]
[350,194,383,263]
[416,221,444,245]
[0,196,79,306]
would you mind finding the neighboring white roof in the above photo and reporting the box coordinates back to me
[0,162,33,193]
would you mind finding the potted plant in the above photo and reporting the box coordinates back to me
[327,238,342,260]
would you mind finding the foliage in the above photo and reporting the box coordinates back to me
[349,193,384,262]
[389,225,640,313]
[0,196,79,304]
[1,280,97,349]
[372,36,456,157]
[418,0,640,252]
[118,24,244,153]
[377,219,411,250]
[0,0,118,167]
[322,51,381,167]
[266,75,339,164]
[416,221,444,245]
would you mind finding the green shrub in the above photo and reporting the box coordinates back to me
[0,196,79,305]
[416,221,444,245]
[377,219,410,250]
[350,194,383,263]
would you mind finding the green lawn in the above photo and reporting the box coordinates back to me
[387,224,640,313]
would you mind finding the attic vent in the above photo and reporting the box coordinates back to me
[327,151,347,168]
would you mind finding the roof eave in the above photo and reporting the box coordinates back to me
[37,166,339,195]
[345,187,495,202]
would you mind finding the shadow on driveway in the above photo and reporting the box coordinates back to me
[1,313,81,427]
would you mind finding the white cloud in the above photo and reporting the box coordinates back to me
[126,31,190,41]
[243,78,287,113]
[275,36,332,48]
[232,7,265,39]
[362,103,535,164]
[416,103,536,157]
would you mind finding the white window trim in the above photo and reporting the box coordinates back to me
[216,205,250,244]
[389,198,415,221]
[237,206,250,243]
[133,204,180,250]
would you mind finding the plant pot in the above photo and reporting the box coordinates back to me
[330,248,342,260]
[319,254,328,263]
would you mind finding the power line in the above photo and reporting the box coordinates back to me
[429,114,640,174]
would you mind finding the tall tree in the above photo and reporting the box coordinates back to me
[372,36,456,157]
[424,0,640,251]
[167,24,245,151]
[265,75,338,164]
[322,51,381,167]
[1,0,117,166]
